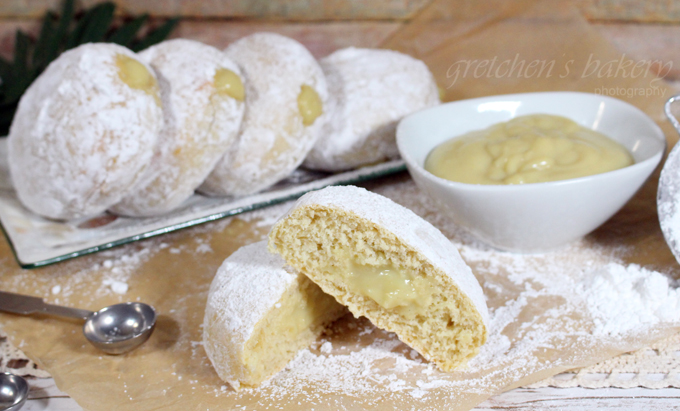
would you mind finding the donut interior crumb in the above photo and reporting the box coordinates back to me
[269,205,487,372]
[209,274,344,390]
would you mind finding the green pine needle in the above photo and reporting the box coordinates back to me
[107,15,149,47]
[0,0,179,136]
[32,12,56,71]
[67,2,116,48]
[131,17,180,52]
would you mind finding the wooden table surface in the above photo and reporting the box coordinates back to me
[1,1,680,409]
[15,375,680,410]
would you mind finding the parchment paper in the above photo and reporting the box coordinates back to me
[1,0,679,410]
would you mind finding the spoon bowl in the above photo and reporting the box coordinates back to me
[0,291,156,355]
[83,302,156,355]
[0,373,28,411]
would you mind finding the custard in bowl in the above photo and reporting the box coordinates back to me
[396,92,665,252]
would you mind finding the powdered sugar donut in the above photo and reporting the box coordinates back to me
[303,47,440,172]
[199,33,328,197]
[204,241,345,390]
[658,141,680,263]
[269,185,489,372]
[111,39,245,216]
[8,43,162,220]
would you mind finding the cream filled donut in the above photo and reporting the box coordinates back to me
[199,33,328,197]
[8,43,162,220]
[269,186,489,372]
[204,241,345,390]
[111,39,245,216]
[303,47,440,172]
[658,141,680,263]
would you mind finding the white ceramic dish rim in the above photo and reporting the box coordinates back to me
[397,91,666,192]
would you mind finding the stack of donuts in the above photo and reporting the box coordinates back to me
[8,33,440,220]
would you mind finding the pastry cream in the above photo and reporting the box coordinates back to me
[298,84,323,126]
[243,276,340,379]
[214,68,245,101]
[425,114,634,185]
[331,251,435,317]
[276,291,318,335]
[115,54,158,99]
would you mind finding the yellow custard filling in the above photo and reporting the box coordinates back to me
[425,114,634,185]
[243,277,341,386]
[277,291,318,335]
[331,252,435,317]
[297,84,323,126]
[115,54,159,104]
[214,68,245,101]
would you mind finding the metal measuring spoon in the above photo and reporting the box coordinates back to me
[0,291,156,355]
[0,373,28,411]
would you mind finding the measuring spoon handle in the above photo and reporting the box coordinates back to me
[0,290,92,320]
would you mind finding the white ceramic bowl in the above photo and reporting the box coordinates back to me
[396,91,665,252]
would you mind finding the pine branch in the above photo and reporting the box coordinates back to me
[130,17,180,52]
[107,15,149,47]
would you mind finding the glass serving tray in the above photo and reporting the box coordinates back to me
[0,140,405,268]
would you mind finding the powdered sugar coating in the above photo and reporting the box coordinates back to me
[303,48,439,172]
[111,39,245,216]
[658,141,680,264]
[200,33,328,197]
[8,43,162,220]
[203,240,296,388]
[272,185,490,327]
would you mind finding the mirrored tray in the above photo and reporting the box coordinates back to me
[0,140,405,268]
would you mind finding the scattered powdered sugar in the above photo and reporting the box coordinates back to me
[274,335,423,394]
[5,176,679,409]
[185,179,680,410]
[215,254,673,407]
[319,341,333,354]
[2,237,165,307]
[102,278,129,295]
[196,243,213,254]
[91,246,157,296]
[578,263,680,336]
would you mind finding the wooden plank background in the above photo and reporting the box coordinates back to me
[4,0,430,20]
[1,0,680,21]
[2,0,680,83]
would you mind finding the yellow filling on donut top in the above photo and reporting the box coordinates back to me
[115,54,159,104]
[297,84,323,126]
[330,251,436,317]
[214,68,245,101]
